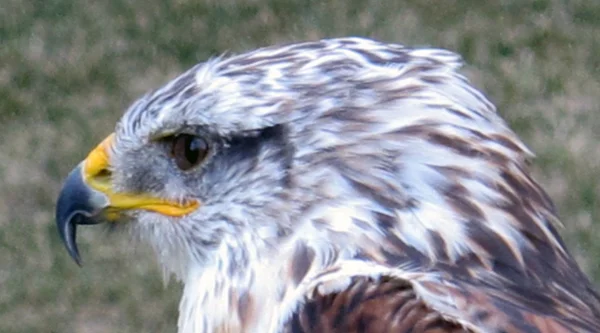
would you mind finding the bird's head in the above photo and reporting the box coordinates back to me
[55,37,541,287]
[55,57,305,278]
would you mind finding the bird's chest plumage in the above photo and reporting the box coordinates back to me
[176,243,312,333]
[176,226,371,333]
[178,267,279,333]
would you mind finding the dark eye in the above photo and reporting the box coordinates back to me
[170,134,209,170]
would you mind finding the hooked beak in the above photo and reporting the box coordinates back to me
[55,134,199,265]
[55,163,109,265]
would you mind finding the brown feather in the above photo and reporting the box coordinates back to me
[283,276,469,333]
[282,270,600,333]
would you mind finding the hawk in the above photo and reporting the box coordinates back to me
[56,37,600,332]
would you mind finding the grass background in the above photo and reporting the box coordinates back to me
[1,0,599,332]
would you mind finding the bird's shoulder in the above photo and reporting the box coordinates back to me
[278,260,600,333]
[282,273,468,333]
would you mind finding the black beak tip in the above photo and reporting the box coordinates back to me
[55,165,103,266]
[56,188,84,266]
[58,215,82,266]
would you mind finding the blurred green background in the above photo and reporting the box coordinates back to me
[1,0,599,332]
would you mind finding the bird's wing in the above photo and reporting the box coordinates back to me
[280,261,600,333]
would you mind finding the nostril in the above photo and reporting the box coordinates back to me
[95,168,112,180]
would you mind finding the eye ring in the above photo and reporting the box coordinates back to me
[170,134,209,171]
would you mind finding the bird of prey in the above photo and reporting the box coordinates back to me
[56,37,600,332]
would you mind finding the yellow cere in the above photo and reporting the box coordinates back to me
[83,133,114,192]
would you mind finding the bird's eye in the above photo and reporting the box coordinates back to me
[170,134,209,170]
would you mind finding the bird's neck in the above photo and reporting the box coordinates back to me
[175,214,379,333]
[175,231,325,333]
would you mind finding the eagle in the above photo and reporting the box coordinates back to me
[56,37,600,332]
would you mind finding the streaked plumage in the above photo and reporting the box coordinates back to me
[55,37,600,332]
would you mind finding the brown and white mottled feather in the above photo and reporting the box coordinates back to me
[104,38,600,332]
